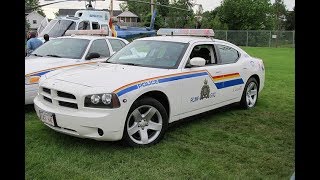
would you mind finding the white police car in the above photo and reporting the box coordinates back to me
[25,30,129,104]
[34,29,265,146]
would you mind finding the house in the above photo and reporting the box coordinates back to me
[25,11,45,30]
[117,11,138,23]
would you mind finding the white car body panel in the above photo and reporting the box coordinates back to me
[34,35,265,142]
[25,36,129,104]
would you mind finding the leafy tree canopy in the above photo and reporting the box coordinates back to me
[218,0,272,30]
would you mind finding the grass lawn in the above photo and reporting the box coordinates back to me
[25,47,295,179]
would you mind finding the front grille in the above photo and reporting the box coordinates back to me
[40,86,78,109]
[43,96,52,103]
[42,87,51,94]
[59,101,78,109]
[57,91,76,99]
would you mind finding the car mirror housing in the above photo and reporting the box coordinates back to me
[190,57,206,67]
[86,52,100,60]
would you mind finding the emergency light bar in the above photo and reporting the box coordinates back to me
[65,29,109,36]
[157,28,214,37]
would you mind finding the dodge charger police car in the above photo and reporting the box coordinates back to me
[34,29,265,146]
[25,30,129,104]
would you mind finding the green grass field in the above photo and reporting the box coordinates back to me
[25,47,295,179]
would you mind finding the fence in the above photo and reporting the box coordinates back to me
[214,30,295,48]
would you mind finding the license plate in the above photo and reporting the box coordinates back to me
[39,110,56,126]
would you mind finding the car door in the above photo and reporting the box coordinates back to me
[213,43,245,101]
[84,39,111,62]
[179,42,225,114]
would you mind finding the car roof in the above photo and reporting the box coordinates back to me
[57,35,126,41]
[136,35,233,45]
[137,35,244,51]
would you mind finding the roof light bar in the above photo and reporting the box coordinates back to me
[157,28,214,37]
[64,29,109,36]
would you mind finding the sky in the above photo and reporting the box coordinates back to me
[39,0,295,19]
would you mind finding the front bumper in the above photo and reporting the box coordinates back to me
[34,95,127,141]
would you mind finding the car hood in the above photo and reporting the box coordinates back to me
[25,56,81,75]
[45,63,176,90]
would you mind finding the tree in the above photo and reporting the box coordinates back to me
[119,2,128,12]
[272,0,287,30]
[126,0,150,19]
[285,6,295,30]
[143,12,165,30]
[218,0,272,30]
[201,7,228,30]
[157,0,170,18]
[25,0,45,17]
[166,0,195,28]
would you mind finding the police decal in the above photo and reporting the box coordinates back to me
[137,79,159,88]
[190,79,216,103]
[200,79,210,100]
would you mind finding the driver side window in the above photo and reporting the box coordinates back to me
[187,44,217,67]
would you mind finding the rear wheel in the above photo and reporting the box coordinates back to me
[123,97,168,147]
[240,77,259,109]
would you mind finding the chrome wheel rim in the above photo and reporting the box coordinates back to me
[127,105,162,145]
[246,82,258,108]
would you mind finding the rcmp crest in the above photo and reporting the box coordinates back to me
[200,79,210,100]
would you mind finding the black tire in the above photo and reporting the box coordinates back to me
[122,97,168,147]
[240,77,259,109]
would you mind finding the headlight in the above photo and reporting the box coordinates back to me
[84,93,120,108]
[25,76,40,85]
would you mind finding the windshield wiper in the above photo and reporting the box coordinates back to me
[46,54,62,58]
[31,54,43,57]
[120,63,139,66]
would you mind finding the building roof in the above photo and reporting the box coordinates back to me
[58,9,123,17]
[25,11,44,19]
[117,11,138,18]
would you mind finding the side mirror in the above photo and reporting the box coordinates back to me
[189,57,206,67]
[86,52,100,60]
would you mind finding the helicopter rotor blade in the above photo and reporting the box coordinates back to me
[116,0,191,11]
[26,0,71,12]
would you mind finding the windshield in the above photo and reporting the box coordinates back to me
[31,38,90,59]
[107,40,187,69]
[39,19,76,37]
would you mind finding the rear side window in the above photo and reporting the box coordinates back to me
[216,44,239,64]
[109,39,126,52]
[87,39,110,58]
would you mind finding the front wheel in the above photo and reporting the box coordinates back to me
[122,97,168,147]
[240,77,259,109]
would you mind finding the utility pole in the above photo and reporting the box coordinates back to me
[151,0,154,14]
[110,0,114,17]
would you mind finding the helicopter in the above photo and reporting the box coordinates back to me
[26,0,191,40]
[27,0,115,39]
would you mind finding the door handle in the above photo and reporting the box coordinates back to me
[215,71,222,73]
